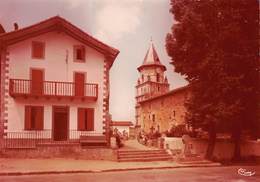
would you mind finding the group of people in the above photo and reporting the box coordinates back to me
[111,128,129,148]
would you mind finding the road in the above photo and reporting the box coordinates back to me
[1,166,259,182]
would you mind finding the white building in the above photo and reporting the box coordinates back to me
[0,16,119,148]
[111,121,133,135]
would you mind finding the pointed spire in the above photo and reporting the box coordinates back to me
[138,39,166,72]
[142,40,162,65]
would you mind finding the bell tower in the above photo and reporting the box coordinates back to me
[135,40,169,127]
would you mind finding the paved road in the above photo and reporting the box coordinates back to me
[1,166,259,182]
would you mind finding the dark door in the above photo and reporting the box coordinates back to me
[31,69,44,95]
[74,72,85,96]
[53,106,68,141]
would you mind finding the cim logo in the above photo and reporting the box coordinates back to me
[237,168,255,177]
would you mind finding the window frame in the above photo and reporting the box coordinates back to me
[24,105,44,130]
[73,45,86,63]
[31,41,45,59]
[77,107,94,131]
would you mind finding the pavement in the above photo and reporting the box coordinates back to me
[0,158,221,176]
[1,166,259,182]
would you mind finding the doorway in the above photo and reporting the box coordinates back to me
[53,106,69,141]
[31,69,44,95]
[74,72,85,97]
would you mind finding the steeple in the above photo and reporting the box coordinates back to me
[135,39,170,127]
[138,40,166,72]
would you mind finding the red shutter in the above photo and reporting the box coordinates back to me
[35,106,44,130]
[78,108,85,130]
[75,72,85,96]
[24,106,31,130]
[32,42,44,59]
[86,108,94,131]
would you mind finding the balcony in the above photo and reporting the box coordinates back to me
[9,79,98,101]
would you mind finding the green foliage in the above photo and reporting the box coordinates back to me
[166,0,259,137]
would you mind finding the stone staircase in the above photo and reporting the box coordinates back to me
[117,149,172,162]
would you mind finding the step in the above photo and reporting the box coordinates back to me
[177,156,204,162]
[118,153,171,159]
[178,160,215,165]
[118,150,165,154]
[118,156,172,162]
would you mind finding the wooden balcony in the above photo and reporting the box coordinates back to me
[9,79,98,101]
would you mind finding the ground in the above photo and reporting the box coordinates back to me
[1,166,259,182]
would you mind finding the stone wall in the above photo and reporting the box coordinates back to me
[139,86,190,133]
[164,137,260,161]
[0,146,117,161]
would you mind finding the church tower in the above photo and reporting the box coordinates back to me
[135,40,169,127]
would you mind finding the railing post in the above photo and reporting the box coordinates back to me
[55,82,57,96]
[95,84,98,98]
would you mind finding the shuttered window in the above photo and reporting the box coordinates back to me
[25,106,44,130]
[32,41,45,59]
[78,108,94,131]
[74,45,85,62]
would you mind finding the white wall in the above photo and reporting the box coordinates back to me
[6,31,105,134]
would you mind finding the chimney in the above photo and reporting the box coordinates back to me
[14,22,18,30]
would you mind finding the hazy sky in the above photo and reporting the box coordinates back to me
[0,0,187,122]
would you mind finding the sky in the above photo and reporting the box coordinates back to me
[0,0,187,122]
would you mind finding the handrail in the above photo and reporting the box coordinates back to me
[2,130,105,148]
[9,79,98,99]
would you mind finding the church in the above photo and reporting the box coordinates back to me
[135,41,190,133]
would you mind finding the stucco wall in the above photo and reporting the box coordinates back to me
[139,88,190,133]
[6,31,105,134]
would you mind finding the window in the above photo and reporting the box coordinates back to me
[173,110,176,118]
[78,108,94,131]
[32,41,45,59]
[25,106,44,130]
[74,45,85,62]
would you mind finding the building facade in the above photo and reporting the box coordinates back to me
[111,121,133,135]
[0,16,119,148]
[135,41,189,133]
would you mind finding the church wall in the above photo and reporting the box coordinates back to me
[139,87,190,133]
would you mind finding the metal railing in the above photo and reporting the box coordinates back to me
[2,130,105,149]
[9,79,98,99]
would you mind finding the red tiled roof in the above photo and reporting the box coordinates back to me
[0,16,119,68]
[111,121,133,126]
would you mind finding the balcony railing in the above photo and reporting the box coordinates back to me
[2,130,104,149]
[9,79,98,101]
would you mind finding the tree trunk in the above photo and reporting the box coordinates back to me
[232,121,242,161]
[205,122,216,160]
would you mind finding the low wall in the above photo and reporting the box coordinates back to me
[164,137,260,160]
[0,146,117,161]
[164,137,184,151]
[190,138,260,160]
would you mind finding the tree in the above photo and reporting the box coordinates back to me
[166,0,259,160]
